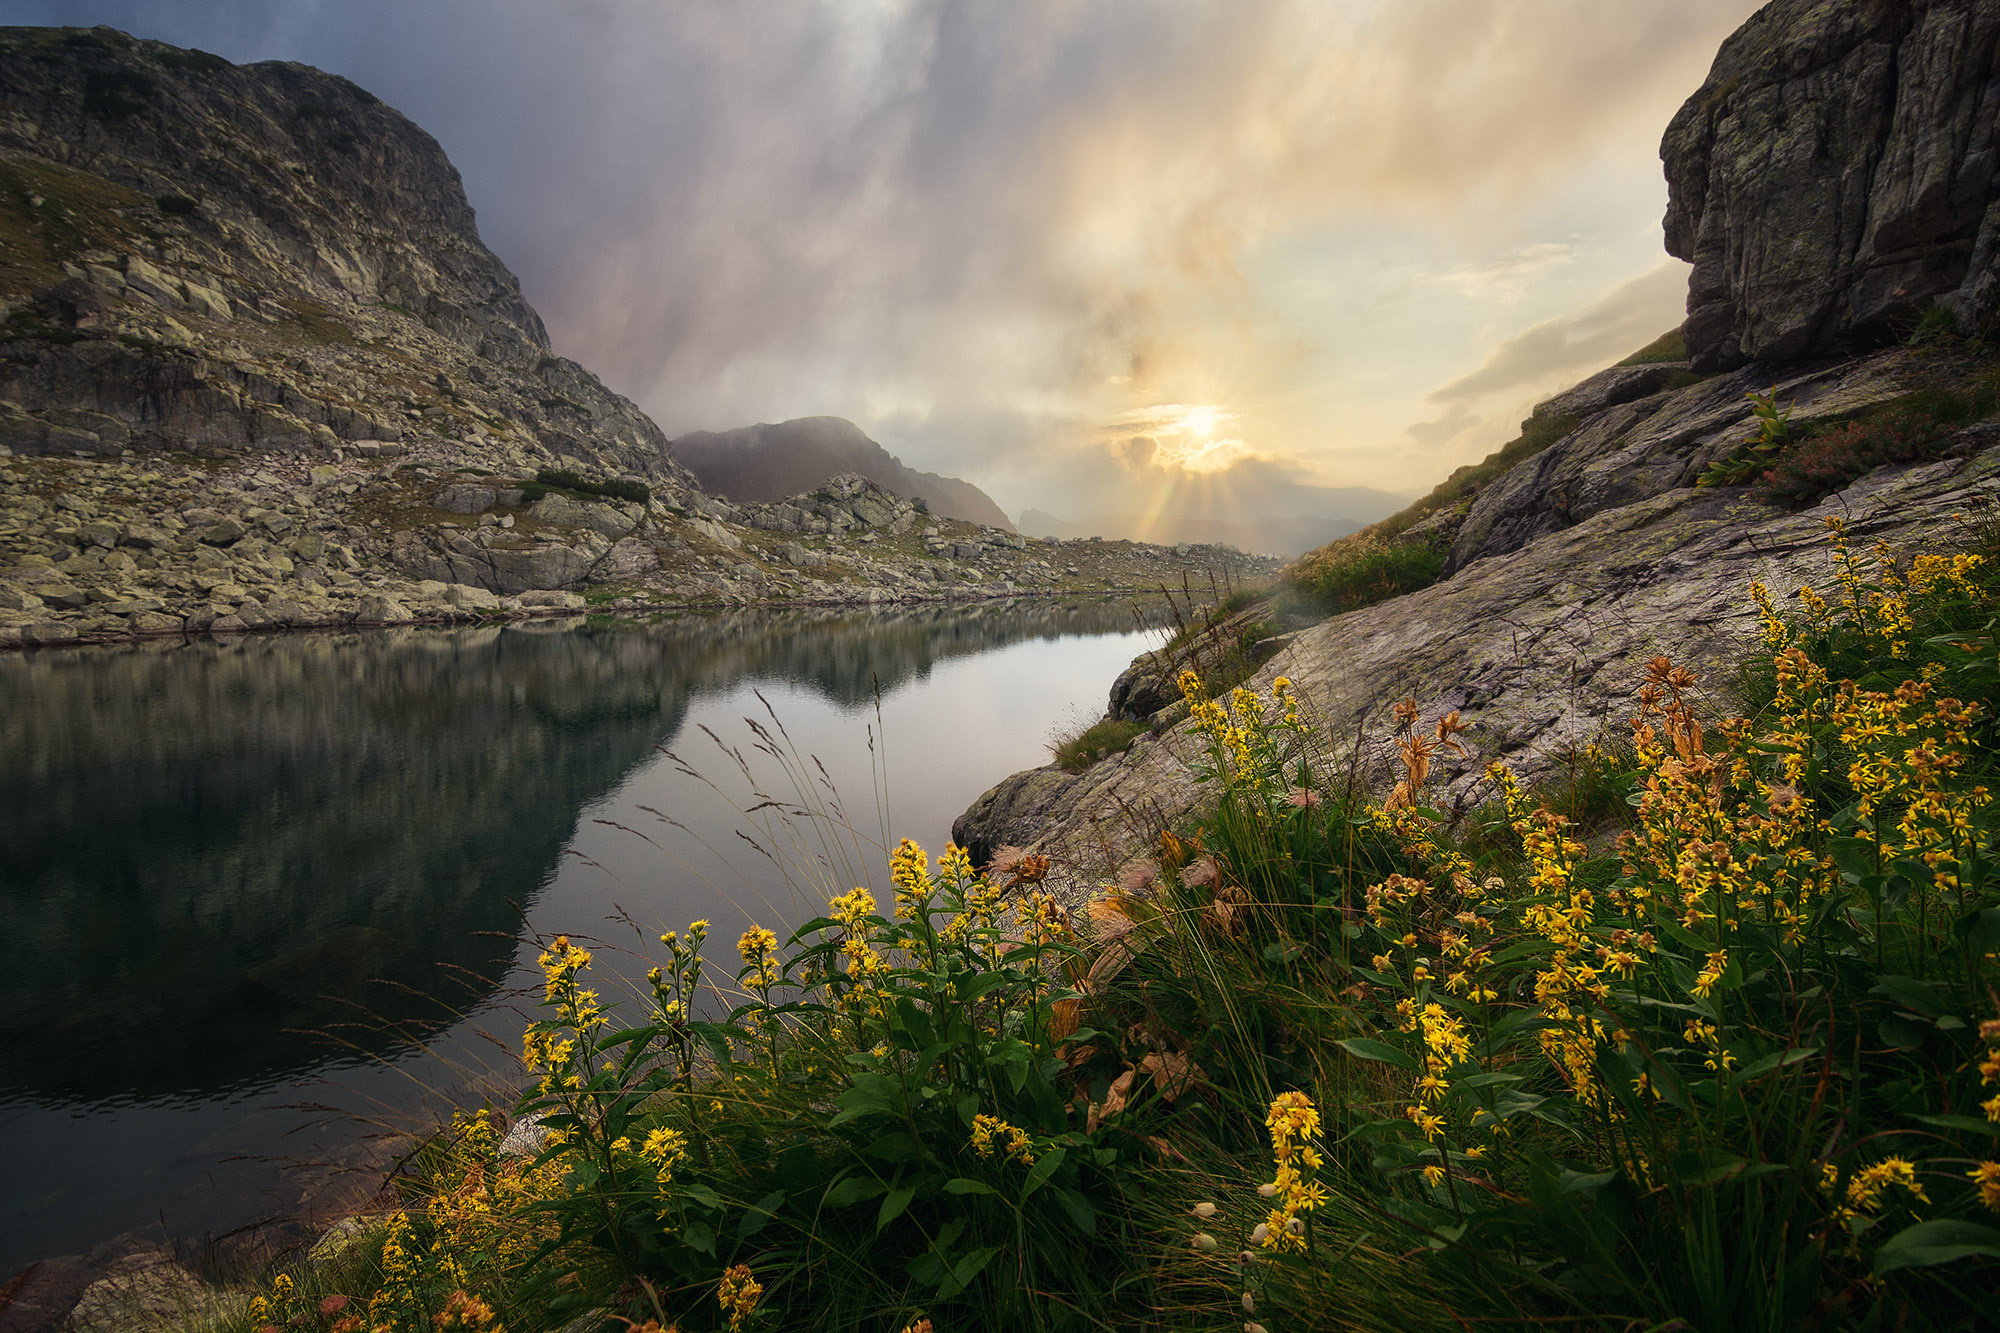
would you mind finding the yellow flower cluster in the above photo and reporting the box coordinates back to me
[1022,889,1069,946]
[717,1263,762,1333]
[1969,1160,2000,1212]
[1833,673,1990,894]
[830,886,876,929]
[537,935,604,1033]
[1257,1091,1325,1252]
[1179,668,1314,804]
[640,1125,688,1182]
[1822,1156,1929,1228]
[938,841,976,884]
[738,924,780,989]
[970,1112,1036,1165]
[1493,762,1610,1106]
[890,836,930,915]
[1400,1001,1471,1143]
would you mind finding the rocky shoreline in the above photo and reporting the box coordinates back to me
[0,452,1275,651]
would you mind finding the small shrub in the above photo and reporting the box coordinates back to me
[532,467,650,506]
[1697,386,1795,487]
[1050,717,1147,772]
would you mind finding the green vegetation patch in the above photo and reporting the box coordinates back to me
[528,467,650,506]
[279,296,359,346]
[156,45,230,75]
[1050,717,1147,772]
[1700,344,2000,506]
[1617,325,1688,365]
[0,157,147,297]
[1285,536,1445,616]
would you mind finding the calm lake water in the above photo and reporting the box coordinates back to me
[0,599,1166,1275]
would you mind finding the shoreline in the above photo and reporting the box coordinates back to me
[0,581,1183,653]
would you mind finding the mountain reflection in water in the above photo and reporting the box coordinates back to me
[0,597,1165,1272]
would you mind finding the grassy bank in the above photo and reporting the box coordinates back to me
[219,518,2000,1332]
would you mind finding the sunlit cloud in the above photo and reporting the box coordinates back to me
[1427,261,1688,404]
[11,0,1768,514]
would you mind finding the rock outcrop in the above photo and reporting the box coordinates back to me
[1664,0,2000,369]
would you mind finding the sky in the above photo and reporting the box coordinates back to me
[3,0,1767,521]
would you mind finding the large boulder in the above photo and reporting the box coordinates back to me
[1664,0,2000,369]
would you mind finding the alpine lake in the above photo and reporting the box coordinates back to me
[0,597,1168,1276]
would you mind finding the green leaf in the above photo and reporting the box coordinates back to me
[1336,1038,1419,1071]
[938,1245,1002,1299]
[943,1177,998,1196]
[738,1190,785,1240]
[1449,1071,1525,1091]
[828,1073,902,1126]
[876,1184,917,1233]
[1878,1017,1928,1051]
[866,1132,924,1164]
[1910,1114,2000,1136]
[1828,837,1877,882]
[682,1183,726,1209]
[1021,1145,1068,1200]
[1873,1219,2000,1274]
[822,1175,888,1209]
[1729,1046,1821,1089]
[1871,975,1946,1019]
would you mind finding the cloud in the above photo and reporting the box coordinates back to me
[1426,261,1690,404]
[13,0,1761,497]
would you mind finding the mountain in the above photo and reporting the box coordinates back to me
[0,27,1261,648]
[1016,508,1369,557]
[673,416,1015,530]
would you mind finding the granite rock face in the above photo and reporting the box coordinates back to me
[1445,348,1922,574]
[1663,0,2000,369]
[959,442,2000,907]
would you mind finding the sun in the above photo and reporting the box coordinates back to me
[1179,406,1218,438]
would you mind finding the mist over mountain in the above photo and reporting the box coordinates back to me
[1015,510,1367,557]
[1018,461,1409,555]
[673,417,1014,530]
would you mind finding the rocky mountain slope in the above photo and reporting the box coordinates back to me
[673,415,1015,530]
[957,0,2000,901]
[0,27,1270,648]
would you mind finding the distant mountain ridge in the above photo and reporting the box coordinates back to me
[673,417,1014,531]
[1016,509,1368,557]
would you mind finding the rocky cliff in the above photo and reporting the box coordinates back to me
[0,27,1268,648]
[958,0,2000,902]
[674,416,1016,531]
[1664,0,2000,369]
